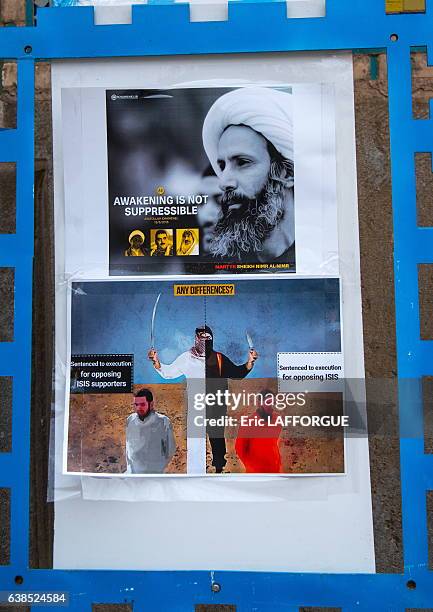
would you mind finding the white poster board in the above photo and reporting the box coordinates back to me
[52,52,375,573]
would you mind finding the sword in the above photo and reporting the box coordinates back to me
[150,293,161,349]
[246,331,254,351]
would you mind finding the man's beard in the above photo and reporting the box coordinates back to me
[210,175,290,259]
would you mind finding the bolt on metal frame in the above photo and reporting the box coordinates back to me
[0,1,432,609]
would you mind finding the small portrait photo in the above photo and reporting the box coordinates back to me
[150,229,174,257]
[124,229,147,257]
[176,228,200,256]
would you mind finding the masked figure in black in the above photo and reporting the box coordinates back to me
[149,325,258,473]
[199,325,258,473]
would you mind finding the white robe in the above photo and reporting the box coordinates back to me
[126,411,176,474]
[157,351,206,474]
[159,351,205,379]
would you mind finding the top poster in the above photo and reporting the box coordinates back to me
[106,84,336,276]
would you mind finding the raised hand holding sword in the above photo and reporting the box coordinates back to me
[148,293,161,370]
[246,331,259,370]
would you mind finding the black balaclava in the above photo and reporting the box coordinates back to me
[192,325,214,358]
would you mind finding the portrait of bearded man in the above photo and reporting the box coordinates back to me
[202,86,295,267]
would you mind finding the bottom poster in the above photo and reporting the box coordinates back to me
[65,277,345,476]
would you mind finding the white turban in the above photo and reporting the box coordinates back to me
[202,86,293,175]
[129,230,145,243]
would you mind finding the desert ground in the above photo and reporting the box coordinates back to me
[216,379,344,474]
[67,379,344,475]
[67,383,188,474]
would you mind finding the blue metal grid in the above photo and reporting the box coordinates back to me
[0,1,432,609]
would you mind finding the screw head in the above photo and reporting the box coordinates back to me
[211,582,221,593]
[24,45,32,54]
[406,579,416,590]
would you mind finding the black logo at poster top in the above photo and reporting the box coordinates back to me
[110,93,139,101]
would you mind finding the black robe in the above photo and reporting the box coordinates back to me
[205,350,250,471]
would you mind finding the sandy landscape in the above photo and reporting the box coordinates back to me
[67,383,188,474]
[67,379,344,475]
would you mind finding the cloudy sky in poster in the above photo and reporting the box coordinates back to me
[71,278,340,382]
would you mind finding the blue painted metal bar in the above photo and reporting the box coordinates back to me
[411,120,433,149]
[10,258,34,569]
[418,339,433,371]
[401,440,433,491]
[415,227,433,262]
[0,343,19,374]
[0,2,428,60]
[0,567,431,610]
[15,61,35,251]
[0,60,35,572]
[0,453,15,486]
[0,234,19,253]
[0,1,432,609]
[387,34,431,579]
[0,130,19,160]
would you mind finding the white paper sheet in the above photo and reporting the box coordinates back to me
[52,52,375,573]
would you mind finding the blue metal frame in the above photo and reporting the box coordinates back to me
[0,1,432,609]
